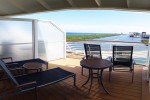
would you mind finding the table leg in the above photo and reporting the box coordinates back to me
[40,68,42,72]
[36,68,42,72]
[82,69,91,86]
[98,69,110,94]
[37,69,38,72]
[89,69,93,91]
[73,75,76,87]
[25,69,28,74]
[21,68,24,74]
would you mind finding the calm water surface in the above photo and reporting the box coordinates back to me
[67,34,148,64]
[67,34,148,51]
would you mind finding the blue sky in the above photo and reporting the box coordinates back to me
[15,10,150,34]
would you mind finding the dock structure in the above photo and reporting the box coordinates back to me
[129,32,141,38]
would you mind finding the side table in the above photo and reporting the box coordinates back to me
[23,62,42,74]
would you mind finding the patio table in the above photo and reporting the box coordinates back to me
[23,62,42,73]
[80,58,112,94]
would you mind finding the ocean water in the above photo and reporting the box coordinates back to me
[66,33,148,65]
[67,33,148,51]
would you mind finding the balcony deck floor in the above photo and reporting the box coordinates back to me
[0,58,145,100]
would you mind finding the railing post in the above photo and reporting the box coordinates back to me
[32,20,38,59]
[147,42,150,81]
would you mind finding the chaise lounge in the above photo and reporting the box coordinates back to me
[0,59,76,100]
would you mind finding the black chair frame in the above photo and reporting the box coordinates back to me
[109,45,135,83]
[0,59,76,100]
[82,44,102,75]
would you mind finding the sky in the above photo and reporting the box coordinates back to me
[14,9,150,34]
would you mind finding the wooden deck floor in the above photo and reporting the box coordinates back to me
[0,58,144,100]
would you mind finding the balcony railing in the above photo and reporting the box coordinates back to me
[66,40,148,65]
[0,18,66,61]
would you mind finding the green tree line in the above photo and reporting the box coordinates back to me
[66,34,120,42]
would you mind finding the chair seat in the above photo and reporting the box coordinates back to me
[113,61,131,66]
[6,63,21,69]
[110,45,134,83]
[15,67,75,88]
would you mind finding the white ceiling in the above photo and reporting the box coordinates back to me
[0,0,150,16]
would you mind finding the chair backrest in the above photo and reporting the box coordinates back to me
[84,44,102,59]
[112,46,133,66]
[0,59,19,86]
[1,57,13,63]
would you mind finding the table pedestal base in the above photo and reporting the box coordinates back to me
[82,69,109,94]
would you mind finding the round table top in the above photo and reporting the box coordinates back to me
[23,62,42,70]
[80,58,112,69]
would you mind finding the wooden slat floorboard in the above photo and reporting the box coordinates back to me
[0,64,143,100]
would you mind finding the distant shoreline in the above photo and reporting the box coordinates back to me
[66,33,121,42]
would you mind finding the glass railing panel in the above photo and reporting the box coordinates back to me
[0,20,33,61]
[37,20,65,61]
[0,20,32,44]
[0,43,32,61]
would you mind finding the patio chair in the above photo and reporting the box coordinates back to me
[0,59,76,99]
[0,58,49,80]
[109,45,135,83]
[1,57,13,63]
[7,58,48,74]
[82,43,102,75]
[0,57,13,79]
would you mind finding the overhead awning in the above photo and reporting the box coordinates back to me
[0,0,150,16]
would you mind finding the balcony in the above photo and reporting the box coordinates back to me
[0,57,149,100]
[0,18,149,100]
